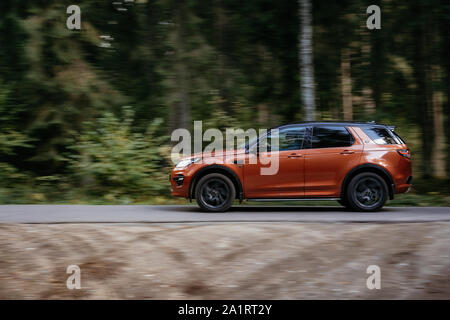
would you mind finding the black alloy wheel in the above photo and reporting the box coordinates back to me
[346,172,388,211]
[195,173,236,212]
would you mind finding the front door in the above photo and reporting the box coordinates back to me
[244,126,307,198]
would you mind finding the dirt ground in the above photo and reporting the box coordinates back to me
[0,222,449,299]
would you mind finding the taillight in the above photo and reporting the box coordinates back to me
[397,149,410,159]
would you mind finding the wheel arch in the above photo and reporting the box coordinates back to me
[189,165,243,202]
[341,164,395,200]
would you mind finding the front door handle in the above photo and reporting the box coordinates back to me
[340,150,355,155]
[288,153,303,158]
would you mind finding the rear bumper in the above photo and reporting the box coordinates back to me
[395,175,413,194]
[406,176,413,185]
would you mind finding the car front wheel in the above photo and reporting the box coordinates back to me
[195,173,236,212]
[346,172,388,212]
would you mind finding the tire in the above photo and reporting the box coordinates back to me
[346,172,388,212]
[195,173,236,212]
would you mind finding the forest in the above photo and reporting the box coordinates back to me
[0,0,449,205]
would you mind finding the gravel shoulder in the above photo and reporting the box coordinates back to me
[0,222,449,299]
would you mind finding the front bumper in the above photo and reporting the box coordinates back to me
[170,167,195,198]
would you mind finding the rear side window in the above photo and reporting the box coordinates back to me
[311,126,354,149]
[362,127,399,144]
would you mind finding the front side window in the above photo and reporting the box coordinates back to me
[362,127,398,144]
[311,126,354,149]
[268,127,306,151]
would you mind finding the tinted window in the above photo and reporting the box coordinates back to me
[362,127,398,144]
[269,127,306,151]
[311,126,353,148]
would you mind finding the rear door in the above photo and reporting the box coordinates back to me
[304,125,363,197]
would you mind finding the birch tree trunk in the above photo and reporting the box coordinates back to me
[341,48,353,121]
[298,0,316,121]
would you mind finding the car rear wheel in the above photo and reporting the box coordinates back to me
[346,172,388,212]
[195,173,235,212]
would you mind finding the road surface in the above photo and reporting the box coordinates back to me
[0,205,449,223]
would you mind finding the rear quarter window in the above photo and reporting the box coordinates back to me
[362,127,400,144]
[391,131,406,144]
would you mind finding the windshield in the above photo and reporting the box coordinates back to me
[237,136,258,150]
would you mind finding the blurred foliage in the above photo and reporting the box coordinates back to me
[68,107,170,203]
[0,0,449,204]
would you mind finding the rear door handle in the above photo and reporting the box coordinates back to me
[340,150,355,155]
[288,153,303,158]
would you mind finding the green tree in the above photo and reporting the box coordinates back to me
[69,107,169,202]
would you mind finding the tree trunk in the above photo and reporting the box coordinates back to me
[370,31,384,111]
[438,3,450,177]
[175,2,191,130]
[298,0,316,121]
[257,104,269,126]
[413,5,434,178]
[444,44,450,177]
[341,48,353,121]
[430,5,446,178]
[362,87,375,117]
[361,27,375,117]
[215,0,225,102]
[431,69,446,178]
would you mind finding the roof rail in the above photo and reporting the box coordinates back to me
[279,121,401,128]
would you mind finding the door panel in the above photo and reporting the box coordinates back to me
[244,126,307,198]
[244,150,305,198]
[305,126,363,197]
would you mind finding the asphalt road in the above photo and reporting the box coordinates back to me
[0,205,449,223]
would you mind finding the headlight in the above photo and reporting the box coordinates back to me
[175,157,201,169]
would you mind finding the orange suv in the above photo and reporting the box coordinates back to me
[170,122,412,212]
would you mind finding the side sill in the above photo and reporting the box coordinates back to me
[247,198,341,202]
